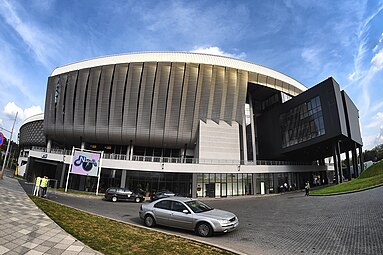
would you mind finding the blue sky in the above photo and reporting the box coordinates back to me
[0,0,382,149]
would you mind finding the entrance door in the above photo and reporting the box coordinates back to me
[221,183,227,197]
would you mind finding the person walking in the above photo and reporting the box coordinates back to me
[40,176,49,198]
[305,181,310,196]
[33,176,42,196]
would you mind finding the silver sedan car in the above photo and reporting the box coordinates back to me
[139,196,239,237]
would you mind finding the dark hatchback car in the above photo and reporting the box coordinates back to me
[151,190,176,201]
[105,187,144,203]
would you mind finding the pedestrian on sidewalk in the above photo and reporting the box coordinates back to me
[33,176,42,196]
[40,176,49,198]
[305,181,310,196]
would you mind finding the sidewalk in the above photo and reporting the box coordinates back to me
[0,175,101,255]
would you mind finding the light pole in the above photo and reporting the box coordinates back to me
[0,112,18,180]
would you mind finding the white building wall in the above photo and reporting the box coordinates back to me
[196,120,240,162]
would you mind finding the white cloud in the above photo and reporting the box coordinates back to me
[191,46,246,59]
[0,0,60,69]
[365,112,383,128]
[3,102,43,121]
[372,32,383,53]
[301,47,321,69]
[371,49,383,70]
[375,126,383,145]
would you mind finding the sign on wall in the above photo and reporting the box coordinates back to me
[0,132,4,146]
[71,149,101,177]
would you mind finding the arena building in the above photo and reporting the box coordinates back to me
[18,52,364,197]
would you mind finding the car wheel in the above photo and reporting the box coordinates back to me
[111,196,118,202]
[135,197,141,203]
[196,222,213,237]
[144,215,156,227]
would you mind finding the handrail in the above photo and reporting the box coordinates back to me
[30,146,315,166]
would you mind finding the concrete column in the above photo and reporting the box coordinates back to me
[332,144,339,184]
[192,173,198,198]
[345,151,351,180]
[129,145,134,160]
[351,143,358,178]
[46,139,52,153]
[81,142,85,150]
[336,141,343,183]
[248,93,257,162]
[241,105,248,162]
[358,146,364,173]
[120,170,127,188]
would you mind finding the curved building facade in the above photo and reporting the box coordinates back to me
[19,52,363,197]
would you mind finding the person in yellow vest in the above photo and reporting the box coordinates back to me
[40,176,49,198]
[33,176,41,196]
[305,181,310,196]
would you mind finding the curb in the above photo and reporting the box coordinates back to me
[309,183,383,196]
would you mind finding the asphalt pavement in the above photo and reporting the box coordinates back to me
[19,180,383,255]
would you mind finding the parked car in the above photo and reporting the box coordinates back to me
[105,187,144,203]
[139,196,239,237]
[150,190,176,201]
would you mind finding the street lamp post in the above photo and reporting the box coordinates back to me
[0,112,18,180]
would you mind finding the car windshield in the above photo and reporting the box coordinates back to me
[185,200,213,213]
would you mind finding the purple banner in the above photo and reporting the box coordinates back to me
[71,150,101,177]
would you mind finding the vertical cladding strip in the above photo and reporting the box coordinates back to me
[63,71,78,141]
[110,64,128,144]
[200,65,213,122]
[231,69,239,122]
[164,63,178,147]
[136,62,156,145]
[176,63,188,147]
[221,67,231,123]
[107,65,116,140]
[236,70,249,124]
[73,69,90,139]
[211,66,224,123]
[150,63,171,147]
[178,63,198,147]
[122,63,143,144]
[96,65,114,143]
[44,76,58,137]
[148,62,158,145]
[207,65,217,120]
[84,67,102,141]
[55,74,68,138]
[71,71,79,138]
[170,63,185,147]
[190,64,202,146]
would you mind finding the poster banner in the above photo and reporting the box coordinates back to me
[71,149,101,177]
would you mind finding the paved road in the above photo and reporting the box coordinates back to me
[20,181,383,255]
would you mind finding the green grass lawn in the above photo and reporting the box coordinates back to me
[30,196,235,255]
[311,160,383,195]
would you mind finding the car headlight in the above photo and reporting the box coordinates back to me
[217,219,231,225]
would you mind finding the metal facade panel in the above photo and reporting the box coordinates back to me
[84,67,101,140]
[236,70,248,123]
[219,67,229,121]
[177,63,198,146]
[122,63,143,144]
[55,74,67,138]
[136,62,156,145]
[190,64,203,145]
[149,62,171,146]
[63,71,78,140]
[225,68,237,122]
[109,64,128,144]
[73,69,90,139]
[164,63,185,147]
[198,64,213,122]
[96,65,114,142]
[211,66,224,122]
[44,76,59,137]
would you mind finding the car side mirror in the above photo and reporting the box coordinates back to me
[182,209,189,214]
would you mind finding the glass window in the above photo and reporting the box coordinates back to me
[171,201,188,212]
[154,200,171,210]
